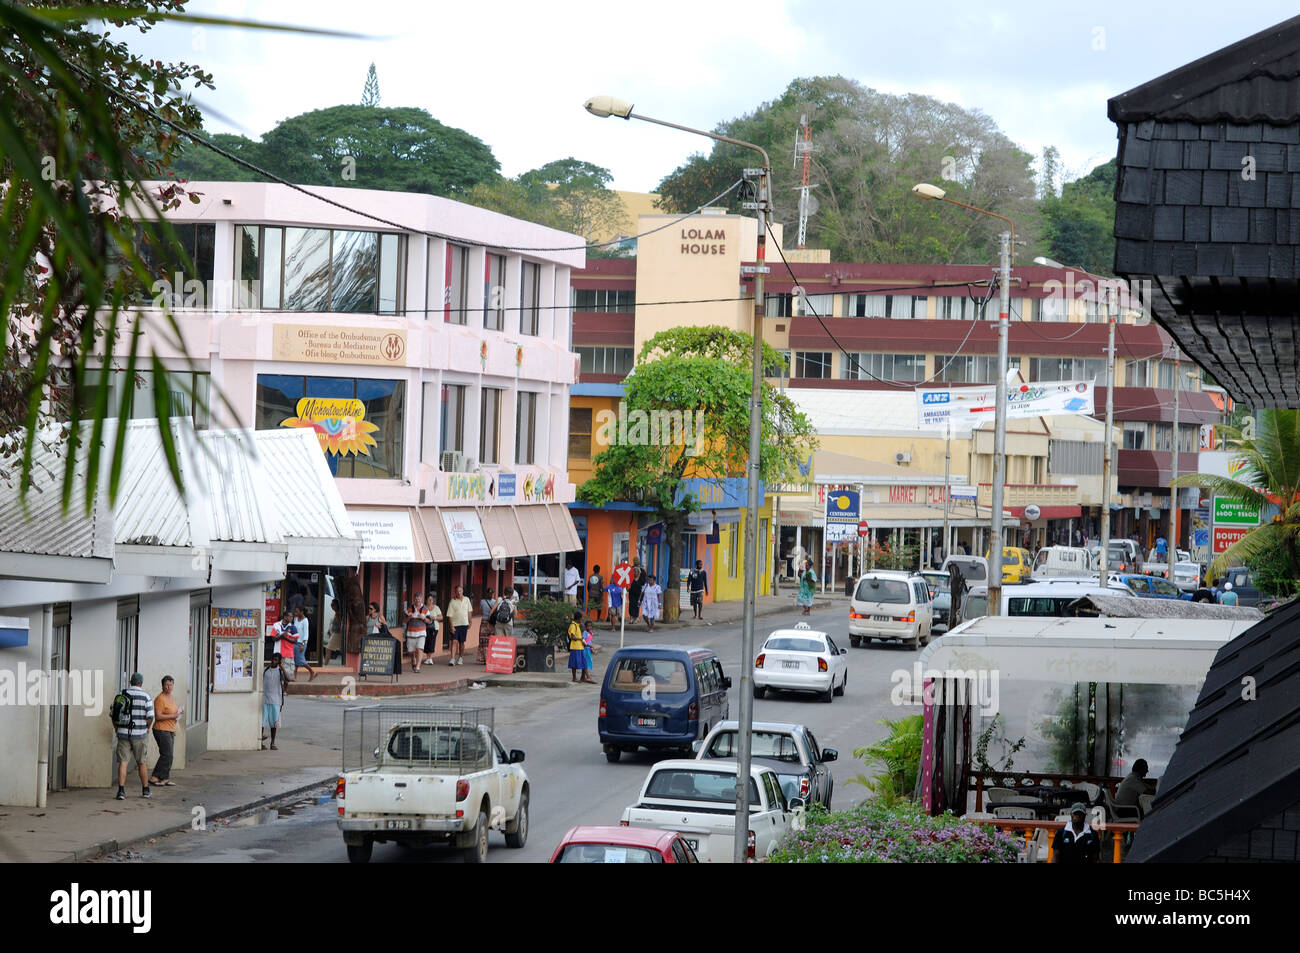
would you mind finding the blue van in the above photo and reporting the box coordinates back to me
[599,645,731,763]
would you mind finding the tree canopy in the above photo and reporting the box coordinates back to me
[655,76,1042,264]
[1040,158,1117,275]
[169,104,499,196]
[579,326,816,619]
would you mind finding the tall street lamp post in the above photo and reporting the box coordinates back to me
[912,184,1013,615]
[586,96,770,864]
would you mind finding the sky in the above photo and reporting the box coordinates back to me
[125,0,1300,193]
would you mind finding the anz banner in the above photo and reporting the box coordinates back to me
[916,381,1095,431]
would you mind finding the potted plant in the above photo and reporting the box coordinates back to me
[513,597,573,672]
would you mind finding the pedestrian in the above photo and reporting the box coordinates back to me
[480,587,496,634]
[262,653,288,750]
[403,596,427,673]
[325,599,344,665]
[423,595,443,668]
[587,565,604,621]
[566,611,588,683]
[641,574,662,631]
[563,562,581,605]
[492,588,515,637]
[604,581,624,631]
[688,559,708,620]
[628,567,645,623]
[150,675,182,787]
[291,606,316,682]
[581,618,598,683]
[270,610,298,681]
[1051,803,1101,863]
[111,672,153,800]
[446,585,472,665]
[797,562,817,615]
[1220,582,1239,605]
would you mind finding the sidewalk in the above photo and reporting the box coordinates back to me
[0,594,843,862]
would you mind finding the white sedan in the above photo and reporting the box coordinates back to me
[752,624,848,703]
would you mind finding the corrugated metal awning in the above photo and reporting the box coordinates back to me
[417,508,453,563]
[479,506,528,558]
[547,503,582,552]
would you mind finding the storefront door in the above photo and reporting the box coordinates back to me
[47,606,70,792]
[188,593,210,759]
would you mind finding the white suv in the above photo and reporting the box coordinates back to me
[849,572,933,649]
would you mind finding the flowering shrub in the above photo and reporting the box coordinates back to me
[767,801,1020,863]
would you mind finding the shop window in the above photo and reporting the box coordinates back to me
[256,374,405,478]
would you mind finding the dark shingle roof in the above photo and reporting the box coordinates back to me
[1126,598,1300,862]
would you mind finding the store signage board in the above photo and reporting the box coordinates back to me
[1212,526,1250,555]
[916,380,1095,431]
[1213,497,1260,526]
[349,510,415,562]
[272,324,407,366]
[825,490,860,542]
[441,510,491,561]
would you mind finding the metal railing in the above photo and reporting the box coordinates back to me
[342,704,494,774]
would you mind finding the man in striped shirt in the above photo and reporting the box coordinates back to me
[113,672,154,800]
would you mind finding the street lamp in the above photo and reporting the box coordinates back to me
[587,96,770,864]
[913,183,1014,616]
[1171,365,1199,560]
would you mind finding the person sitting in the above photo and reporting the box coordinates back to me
[1115,758,1150,816]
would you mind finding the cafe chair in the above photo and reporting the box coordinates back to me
[1102,788,1141,824]
[992,806,1035,820]
[1138,794,1155,816]
[985,787,1018,804]
[1077,781,1101,804]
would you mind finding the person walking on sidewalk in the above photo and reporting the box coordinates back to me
[567,611,591,683]
[564,563,581,605]
[262,653,288,750]
[587,565,604,621]
[404,596,428,673]
[422,595,443,668]
[150,675,182,787]
[641,574,662,632]
[270,610,298,681]
[628,567,645,623]
[291,606,316,682]
[604,581,623,631]
[111,672,153,800]
[581,618,598,682]
[325,599,344,665]
[447,585,472,665]
[688,560,708,620]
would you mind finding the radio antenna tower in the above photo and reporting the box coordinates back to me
[792,113,818,249]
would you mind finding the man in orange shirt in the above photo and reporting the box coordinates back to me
[151,675,182,786]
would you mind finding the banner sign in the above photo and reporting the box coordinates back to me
[916,381,1095,431]
[1213,497,1261,526]
[1212,526,1250,555]
[824,490,860,542]
[441,509,491,560]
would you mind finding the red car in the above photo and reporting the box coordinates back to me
[550,825,699,863]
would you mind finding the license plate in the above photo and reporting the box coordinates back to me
[635,717,658,727]
[872,615,891,622]
[684,838,699,851]
[782,660,801,669]
[384,819,412,830]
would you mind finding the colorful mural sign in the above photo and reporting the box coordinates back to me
[280,397,378,457]
[447,473,487,502]
[522,471,556,503]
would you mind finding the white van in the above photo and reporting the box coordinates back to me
[1030,546,1093,578]
[961,578,1134,619]
[849,571,934,650]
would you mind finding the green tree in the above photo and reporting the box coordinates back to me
[578,327,816,621]
[1040,158,1116,275]
[167,130,264,181]
[847,715,924,804]
[361,62,380,107]
[257,105,498,195]
[655,75,1041,263]
[1,0,213,504]
[1174,409,1300,586]
[465,156,630,251]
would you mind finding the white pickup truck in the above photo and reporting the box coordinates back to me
[336,707,529,863]
[619,759,803,862]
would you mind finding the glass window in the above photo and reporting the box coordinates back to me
[644,769,760,804]
[261,227,283,309]
[282,227,331,311]
[447,243,469,325]
[516,391,537,465]
[569,407,592,459]
[794,351,831,379]
[764,293,792,317]
[378,233,401,314]
[256,374,405,478]
[1123,421,1147,450]
[330,230,378,312]
[573,288,635,313]
[556,844,662,863]
[1125,359,1151,387]
[441,383,466,455]
[520,262,540,335]
[843,353,924,382]
[799,292,834,317]
[485,253,505,331]
[854,578,911,603]
[235,225,260,309]
[479,387,501,464]
[576,347,634,375]
[139,223,216,306]
[844,293,887,318]
[935,354,1019,383]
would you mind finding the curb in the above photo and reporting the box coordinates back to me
[65,774,339,863]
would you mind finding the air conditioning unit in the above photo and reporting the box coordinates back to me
[460,456,478,473]
[895,451,911,464]
[440,450,463,472]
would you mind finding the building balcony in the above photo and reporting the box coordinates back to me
[977,482,1082,519]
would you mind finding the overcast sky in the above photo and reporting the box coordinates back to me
[126,0,1298,193]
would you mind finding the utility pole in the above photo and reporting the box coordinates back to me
[987,231,1011,617]
[1172,357,1181,558]
[1099,298,1117,587]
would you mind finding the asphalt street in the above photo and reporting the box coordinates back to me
[106,608,925,863]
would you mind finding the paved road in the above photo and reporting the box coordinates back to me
[109,610,928,863]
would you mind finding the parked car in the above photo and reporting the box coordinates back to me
[620,759,802,862]
[1110,573,1192,600]
[1031,545,1093,578]
[336,709,528,864]
[920,570,950,596]
[696,720,837,809]
[960,578,1135,620]
[550,825,699,863]
[599,645,730,763]
[848,571,934,649]
[753,624,848,702]
[1172,560,1203,593]
[986,546,1033,584]
[931,588,953,634]
[940,554,989,586]
[1090,540,1144,574]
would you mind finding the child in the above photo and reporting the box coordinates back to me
[581,619,597,684]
